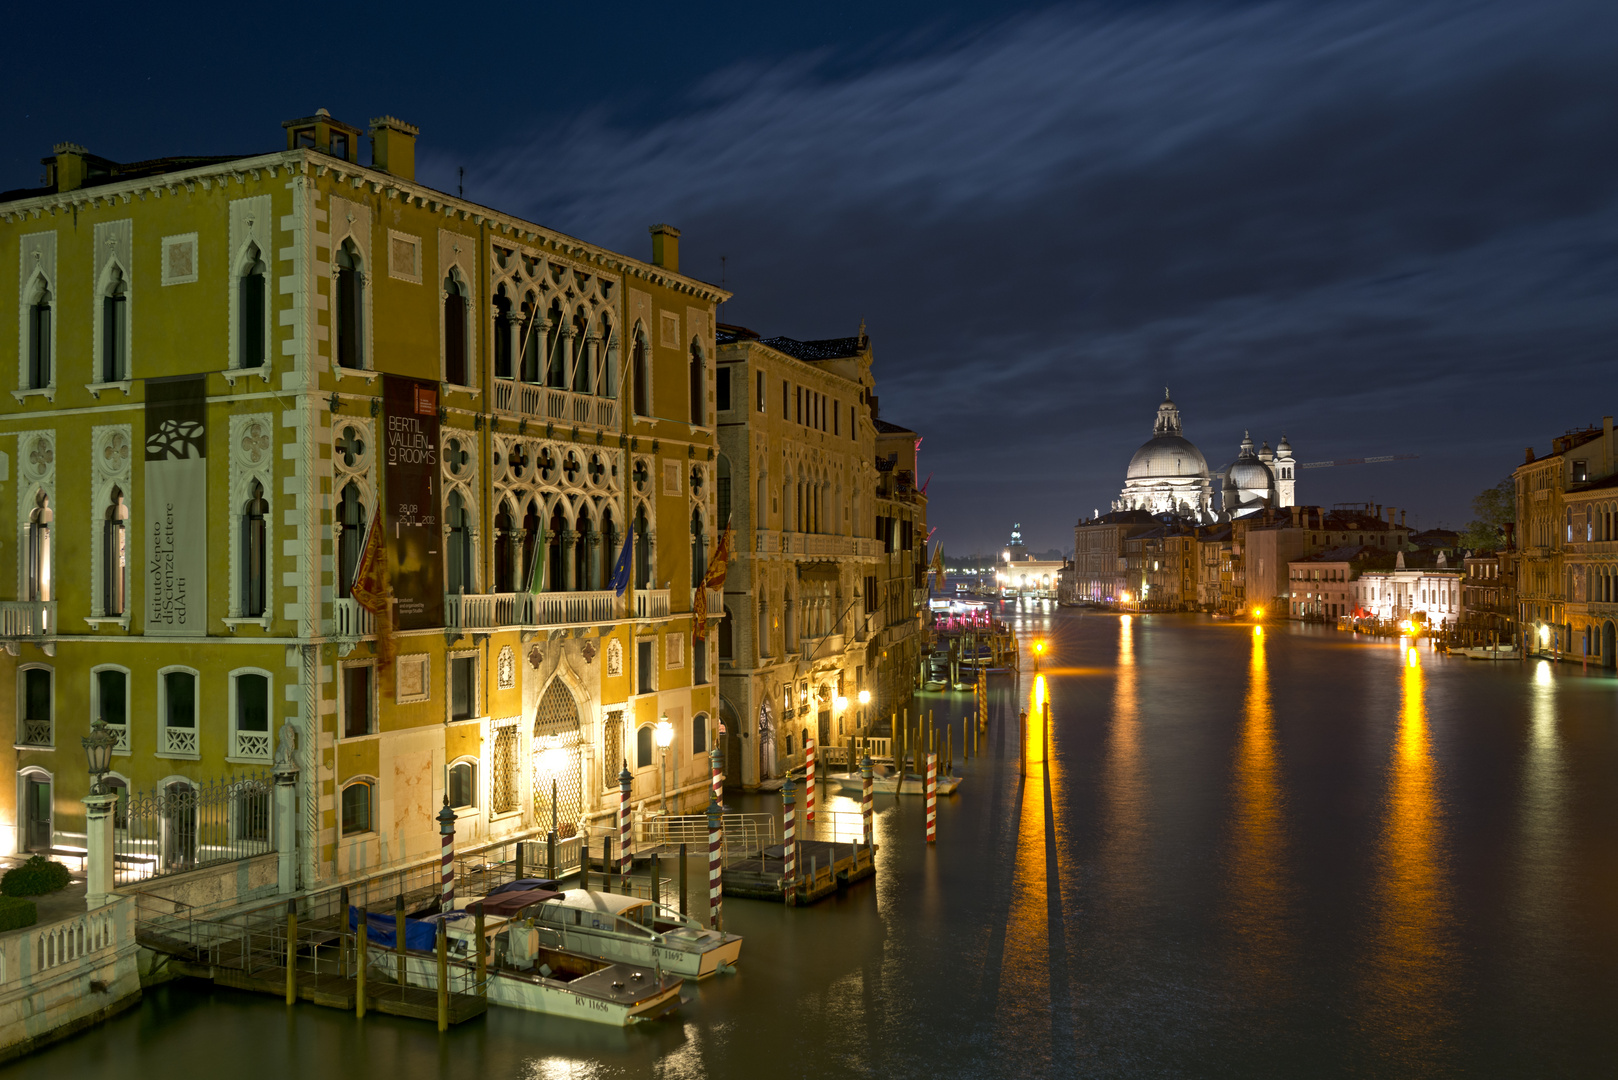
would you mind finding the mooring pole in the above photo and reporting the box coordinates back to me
[783,775,798,906]
[338,886,349,979]
[356,904,368,1018]
[437,798,457,913]
[603,836,614,894]
[435,918,449,1033]
[925,752,937,843]
[1043,700,1050,764]
[475,906,487,999]
[395,894,406,988]
[707,791,724,931]
[619,761,633,892]
[285,900,297,1006]
[679,842,689,916]
[861,753,874,848]
[514,838,524,885]
[805,735,816,826]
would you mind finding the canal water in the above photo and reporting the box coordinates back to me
[15,609,1618,1078]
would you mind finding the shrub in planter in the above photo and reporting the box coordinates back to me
[1,855,73,897]
[0,895,39,931]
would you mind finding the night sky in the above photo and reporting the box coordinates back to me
[10,0,1617,554]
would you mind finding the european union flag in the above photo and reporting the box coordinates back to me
[611,523,635,597]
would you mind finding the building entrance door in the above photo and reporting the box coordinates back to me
[818,709,831,750]
[25,776,51,851]
[1604,621,1616,669]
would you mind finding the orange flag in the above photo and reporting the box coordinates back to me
[348,504,396,676]
[695,524,734,641]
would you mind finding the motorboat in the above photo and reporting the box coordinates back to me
[352,894,682,1026]
[1456,644,1520,660]
[462,884,742,981]
[826,760,962,796]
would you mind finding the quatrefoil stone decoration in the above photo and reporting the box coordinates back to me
[336,425,365,468]
[537,447,558,482]
[562,451,581,484]
[241,423,270,464]
[632,460,649,492]
[509,444,530,478]
[446,438,470,475]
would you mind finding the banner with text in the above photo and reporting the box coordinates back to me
[144,374,208,635]
[383,374,444,630]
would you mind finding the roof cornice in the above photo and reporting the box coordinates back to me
[1,148,732,305]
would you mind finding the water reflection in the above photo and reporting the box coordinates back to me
[1223,625,1292,984]
[1513,661,1570,991]
[1101,614,1148,911]
[990,666,1055,1059]
[1364,645,1453,1064]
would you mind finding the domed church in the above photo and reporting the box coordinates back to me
[1113,390,1216,522]
[1110,391,1296,523]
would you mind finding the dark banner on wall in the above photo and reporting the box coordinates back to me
[144,374,208,635]
[383,374,443,630]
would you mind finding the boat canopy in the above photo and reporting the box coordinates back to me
[470,888,566,918]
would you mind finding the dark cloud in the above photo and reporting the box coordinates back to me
[423,0,1618,550]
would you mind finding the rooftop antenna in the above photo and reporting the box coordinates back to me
[458,166,464,198]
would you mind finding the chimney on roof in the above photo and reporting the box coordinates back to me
[44,142,90,193]
[1525,447,1535,464]
[283,108,362,162]
[649,224,681,273]
[369,116,418,181]
[1400,509,1406,527]
[1291,506,1301,528]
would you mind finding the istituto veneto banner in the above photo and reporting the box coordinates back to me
[143,374,208,635]
[383,374,444,630]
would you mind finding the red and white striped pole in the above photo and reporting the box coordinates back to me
[925,752,937,844]
[618,761,633,890]
[860,753,874,847]
[707,791,724,930]
[805,735,816,825]
[436,797,457,911]
[782,776,797,905]
[710,732,724,805]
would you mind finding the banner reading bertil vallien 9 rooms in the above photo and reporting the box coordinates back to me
[383,374,444,630]
[144,374,207,635]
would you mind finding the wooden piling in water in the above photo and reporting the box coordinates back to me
[285,901,297,1006]
[946,726,953,775]
[356,905,367,1018]
[475,908,486,999]
[435,919,449,1033]
[338,886,349,978]
[603,837,614,893]
[676,841,689,919]
[515,839,524,883]
[395,894,406,988]
[547,833,556,881]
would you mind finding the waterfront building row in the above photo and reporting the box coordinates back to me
[0,110,925,894]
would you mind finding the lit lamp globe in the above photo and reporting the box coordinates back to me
[538,744,568,774]
[857,690,871,706]
[82,719,116,795]
[833,695,849,712]
[654,718,673,749]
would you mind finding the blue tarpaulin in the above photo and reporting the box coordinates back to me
[348,907,441,951]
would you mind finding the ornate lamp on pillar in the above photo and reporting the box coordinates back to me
[81,720,119,908]
[654,716,673,817]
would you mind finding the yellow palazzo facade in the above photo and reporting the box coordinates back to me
[0,109,728,890]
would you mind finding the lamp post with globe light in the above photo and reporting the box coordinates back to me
[655,716,673,817]
[81,720,119,908]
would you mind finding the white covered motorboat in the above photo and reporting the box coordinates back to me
[460,885,742,981]
[827,761,962,796]
[356,893,683,1026]
[1456,644,1520,660]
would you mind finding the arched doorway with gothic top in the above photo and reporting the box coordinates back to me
[533,679,584,839]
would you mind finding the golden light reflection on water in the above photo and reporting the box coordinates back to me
[1223,622,1291,982]
[1365,645,1452,1060]
[1515,660,1568,965]
[1101,611,1147,910]
[991,656,1055,1047]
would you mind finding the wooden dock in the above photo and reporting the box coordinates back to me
[722,840,876,904]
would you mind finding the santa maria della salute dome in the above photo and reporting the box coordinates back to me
[1111,390,1295,522]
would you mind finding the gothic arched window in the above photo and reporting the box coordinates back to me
[446,490,472,594]
[632,334,650,416]
[27,492,52,602]
[239,246,266,369]
[444,273,469,385]
[334,241,364,369]
[337,483,366,598]
[103,487,129,616]
[242,481,268,617]
[689,342,705,425]
[101,267,128,383]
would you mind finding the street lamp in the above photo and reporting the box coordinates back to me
[82,720,116,796]
[654,716,673,817]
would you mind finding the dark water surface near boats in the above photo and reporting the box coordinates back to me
[16,610,1618,1078]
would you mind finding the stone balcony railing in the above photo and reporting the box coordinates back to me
[635,589,671,619]
[491,379,619,434]
[1,599,56,637]
[18,717,53,747]
[332,597,375,637]
[752,532,883,559]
